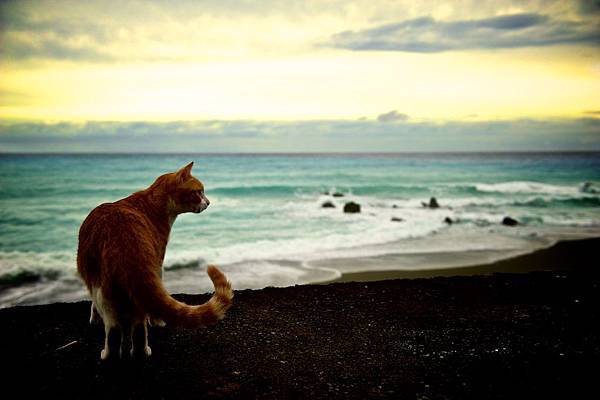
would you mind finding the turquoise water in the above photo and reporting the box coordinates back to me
[1,153,600,307]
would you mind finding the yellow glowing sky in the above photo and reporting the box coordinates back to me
[0,0,599,122]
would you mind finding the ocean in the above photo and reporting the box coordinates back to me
[1,153,599,308]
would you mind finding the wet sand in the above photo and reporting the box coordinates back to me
[331,237,599,282]
[1,237,599,399]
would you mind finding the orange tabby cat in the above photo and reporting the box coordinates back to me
[77,162,233,360]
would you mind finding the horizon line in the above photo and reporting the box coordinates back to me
[2,150,600,156]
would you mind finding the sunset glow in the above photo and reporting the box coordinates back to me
[1,0,598,151]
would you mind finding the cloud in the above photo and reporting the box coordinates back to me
[0,120,265,152]
[2,1,598,62]
[0,0,341,63]
[330,13,600,52]
[578,0,600,14]
[0,2,114,62]
[377,110,409,122]
[0,35,113,62]
[0,6,109,40]
[1,118,598,152]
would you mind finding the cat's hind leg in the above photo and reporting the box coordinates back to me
[99,320,121,360]
[95,290,121,360]
[131,319,152,357]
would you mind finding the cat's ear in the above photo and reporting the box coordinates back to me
[176,162,194,182]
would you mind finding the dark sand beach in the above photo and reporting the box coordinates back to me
[1,238,599,399]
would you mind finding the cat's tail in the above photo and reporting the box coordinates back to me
[138,265,233,328]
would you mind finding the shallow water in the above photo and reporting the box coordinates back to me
[1,152,599,307]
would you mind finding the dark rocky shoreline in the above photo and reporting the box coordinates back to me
[1,240,599,399]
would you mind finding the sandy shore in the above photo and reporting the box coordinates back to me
[331,236,599,282]
[1,237,599,399]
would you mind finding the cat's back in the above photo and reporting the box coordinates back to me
[80,201,146,235]
[79,201,156,257]
[77,201,155,281]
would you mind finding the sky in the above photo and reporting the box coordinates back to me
[0,0,599,152]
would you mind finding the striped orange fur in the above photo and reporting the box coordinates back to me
[77,162,233,360]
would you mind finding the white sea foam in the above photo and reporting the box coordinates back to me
[167,186,600,270]
[163,260,340,295]
[0,251,75,279]
[193,197,445,265]
[474,181,579,196]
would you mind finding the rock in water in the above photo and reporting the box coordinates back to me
[391,217,404,222]
[322,201,335,208]
[502,216,519,226]
[580,182,599,194]
[344,202,361,213]
[332,192,344,197]
[422,197,440,208]
[444,217,453,224]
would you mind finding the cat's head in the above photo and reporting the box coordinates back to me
[163,162,210,215]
